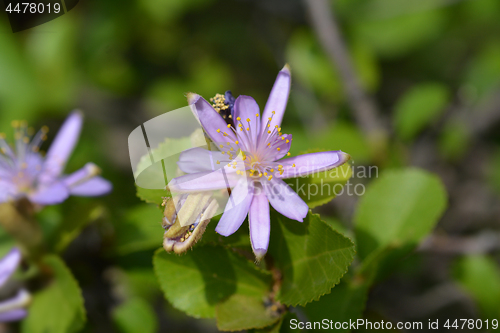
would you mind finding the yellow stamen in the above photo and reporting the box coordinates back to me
[246,118,250,122]
[270,169,274,172]
[287,152,291,156]
[268,176,273,181]
[277,148,281,151]
[235,141,239,144]
[216,160,220,164]
[237,117,241,121]
[292,164,296,167]
[255,113,259,117]
[227,124,231,128]
[216,129,221,133]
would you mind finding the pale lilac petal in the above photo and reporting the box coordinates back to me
[0,248,21,287]
[273,134,292,160]
[28,181,69,205]
[215,179,253,236]
[177,147,226,174]
[248,184,270,260]
[233,96,261,144]
[63,163,99,186]
[69,177,112,197]
[261,65,291,134]
[263,178,308,222]
[188,93,237,144]
[168,169,240,192]
[0,290,30,317]
[0,180,16,203]
[39,111,83,184]
[0,309,27,322]
[276,151,350,179]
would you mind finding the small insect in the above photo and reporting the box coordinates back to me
[161,193,218,254]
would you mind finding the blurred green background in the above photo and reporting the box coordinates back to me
[1,0,500,331]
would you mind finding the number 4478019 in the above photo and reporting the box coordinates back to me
[5,2,61,14]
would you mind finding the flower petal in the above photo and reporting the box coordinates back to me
[177,147,226,174]
[188,93,237,145]
[234,96,261,144]
[39,111,83,184]
[69,177,112,197]
[0,248,21,287]
[263,178,308,222]
[0,289,30,317]
[28,181,69,205]
[168,169,240,192]
[215,179,253,236]
[261,65,291,134]
[276,151,350,179]
[248,184,270,261]
[0,309,27,322]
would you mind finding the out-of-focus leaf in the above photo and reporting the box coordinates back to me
[352,1,448,58]
[113,298,158,333]
[153,245,272,319]
[268,211,356,306]
[216,294,280,331]
[438,120,470,161]
[26,14,77,111]
[0,21,39,130]
[140,0,214,25]
[250,312,302,333]
[488,149,500,194]
[453,255,500,320]
[394,83,450,141]
[354,169,447,261]
[22,256,86,333]
[0,227,15,257]
[301,276,370,333]
[115,204,163,255]
[288,122,371,163]
[463,42,500,103]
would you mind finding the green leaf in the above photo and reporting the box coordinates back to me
[136,186,170,206]
[153,245,272,319]
[115,204,163,255]
[301,276,370,333]
[285,163,352,209]
[113,298,158,333]
[438,120,471,161]
[249,311,301,333]
[216,294,280,331]
[352,1,448,58]
[394,83,450,141]
[453,255,500,320]
[463,42,500,102]
[268,212,356,306]
[354,168,447,261]
[22,256,86,333]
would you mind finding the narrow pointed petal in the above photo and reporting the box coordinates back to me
[277,151,350,179]
[263,178,308,222]
[234,96,261,144]
[188,93,237,144]
[261,65,291,134]
[168,169,240,192]
[0,248,21,287]
[274,134,292,160]
[69,177,112,196]
[248,184,270,261]
[215,179,253,236]
[39,111,83,184]
[177,147,226,174]
[28,181,69,205]
[0,309,27,322]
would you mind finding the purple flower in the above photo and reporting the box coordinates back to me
[169,65,350,260]
[0,111,112,206]
[0,248,30,322]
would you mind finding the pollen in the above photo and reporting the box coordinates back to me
[246,118,251,122]
[220,144,223,148]
[216,129,221,133]
[235,141,239,144]
[227,124,231,128]
[268,175,273,181]
[237,117,241,121]
[277,148,281,151]
[216,160,220,164]
[255,113,259,117]
[238,124,243,127]
[246,128,250,131]
[286,140,289,143]
[272,111,275,114]
[268,130,271,134]
[270,169,274,172]
[264,172,268,176]
[287,152,291,156]
[258,173,263,177]
[292,164,296,167]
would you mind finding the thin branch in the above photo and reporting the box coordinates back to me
[303,0,386,144]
